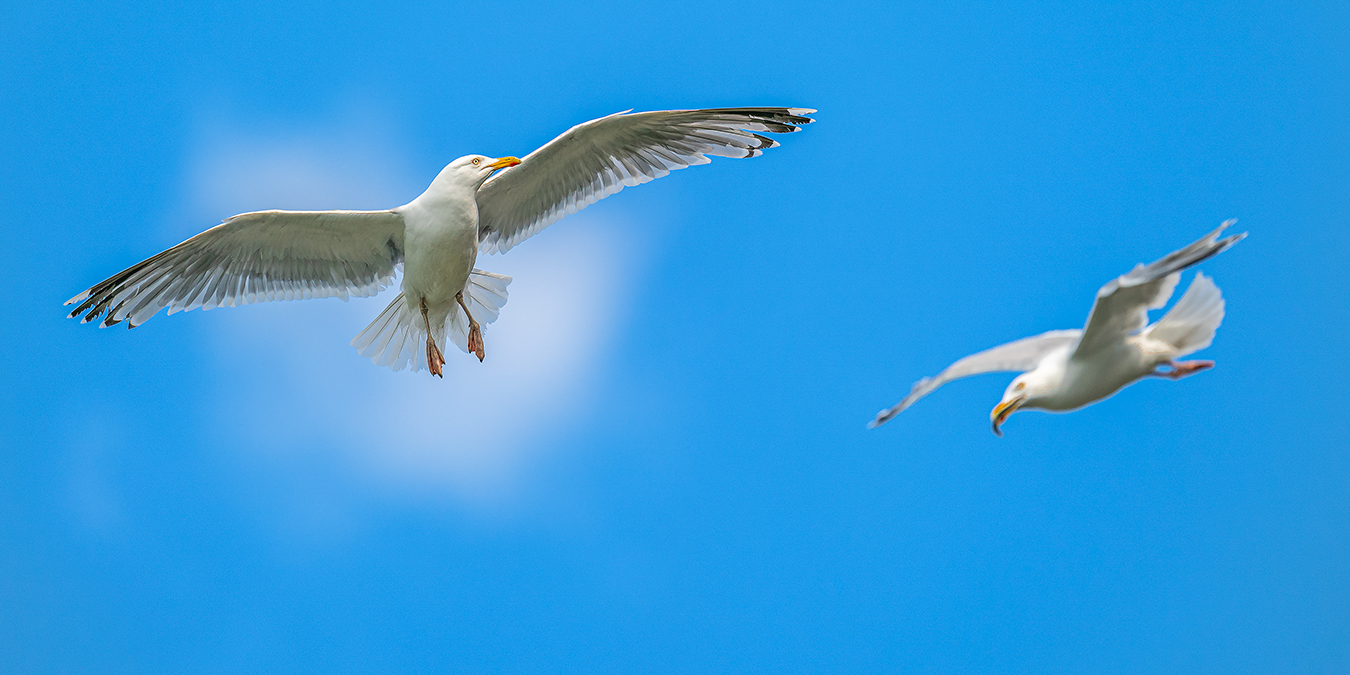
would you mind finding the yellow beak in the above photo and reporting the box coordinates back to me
[990,395,1024,438]
[486,156,522,170]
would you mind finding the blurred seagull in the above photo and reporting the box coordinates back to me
[66,107,815,376]
[869,222,1246,436]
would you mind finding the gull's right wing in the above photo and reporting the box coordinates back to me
[869,330,1082,428]
[66,209,406,328]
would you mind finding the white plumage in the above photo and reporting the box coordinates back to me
[869,222,1246,435]
[66,107,814,375]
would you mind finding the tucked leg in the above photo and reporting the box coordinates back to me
[456,291,485,362]
[1156,359,1214,380]
[420,297,445,378]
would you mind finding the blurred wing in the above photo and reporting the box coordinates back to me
[66,209,405,328]
[1074,220,1245,358]
[475,107,815,254]
[869,330,1082,428]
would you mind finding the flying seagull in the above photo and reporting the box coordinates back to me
[869,222,1246,435]
[66,107,815,376]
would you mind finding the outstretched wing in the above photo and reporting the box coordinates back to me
[1073,220,1245,358]
[475,107,815,254]
[66,209,406,328]
[869,330,1082,428]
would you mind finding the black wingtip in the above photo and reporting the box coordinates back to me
[868,407,896,429]
[1213,219,1247,251]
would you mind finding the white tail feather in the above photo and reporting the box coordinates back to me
[1144,272,1225,356]
[350,270,512,372]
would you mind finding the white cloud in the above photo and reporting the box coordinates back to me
[184,112,638,512]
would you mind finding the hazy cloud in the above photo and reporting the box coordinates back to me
[185,111,637,512]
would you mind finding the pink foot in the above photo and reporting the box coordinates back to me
[1158,360,1214,380]
[426,338,445,378]
[468,325,484,362]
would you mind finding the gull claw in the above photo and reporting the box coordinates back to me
[468,325,484,362]
[426,338,445,378]
[1158,360,1214,380]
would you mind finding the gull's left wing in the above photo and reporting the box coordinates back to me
[1073,221,1245,359]
[869,330,1083,429]
[475,107,815,254]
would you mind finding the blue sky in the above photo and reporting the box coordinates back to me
[3,1,1347,672]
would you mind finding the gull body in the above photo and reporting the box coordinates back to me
[401,158,488,312]
[870,222,1246,435]
[396,155,521,368]
[1007,332,1176,412]
[65,107,815,375]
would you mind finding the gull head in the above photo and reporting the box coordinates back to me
[990,370,1054,437]
[434,154,523,190]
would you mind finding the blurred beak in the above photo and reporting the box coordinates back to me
[486,156,522,171]
[990,395,1025,437]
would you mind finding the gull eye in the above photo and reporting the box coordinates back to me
[1014,382,1025,391]
[472,157,481,165]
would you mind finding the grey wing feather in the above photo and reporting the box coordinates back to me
[65,209,406,328]
[475,107,815,254]
[1074,220,1245,358]
[869,330,1082,429]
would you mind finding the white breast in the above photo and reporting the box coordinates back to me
[398,187,480,308]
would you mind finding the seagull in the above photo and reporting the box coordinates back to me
[65,107,815,376]
[869,222,1246,436]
